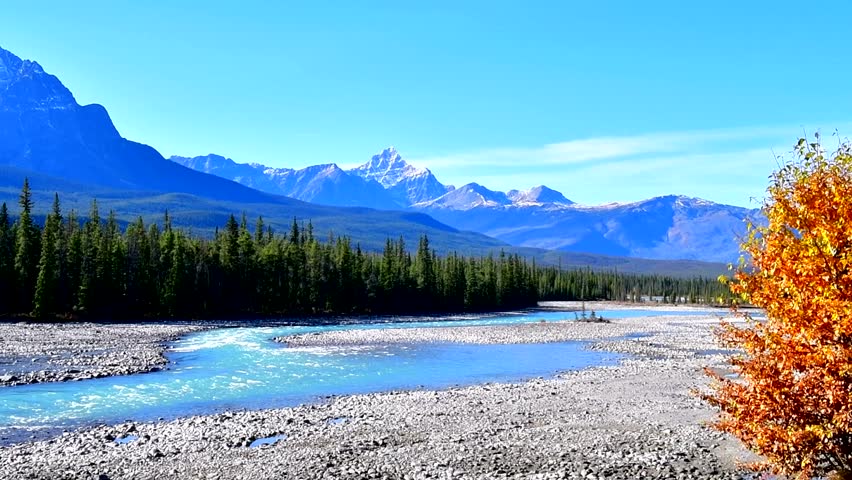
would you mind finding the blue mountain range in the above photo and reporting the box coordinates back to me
[0,45,755,265]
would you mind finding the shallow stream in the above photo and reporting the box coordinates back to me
[0,308,713,441]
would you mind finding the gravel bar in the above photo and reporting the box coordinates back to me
[0,322,208,387]
[0,304,759,479]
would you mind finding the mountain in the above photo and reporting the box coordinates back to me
[0,47,299,204]
[0,45,746,268]
[413,194,758,263]
[170,147,451,209]
[0,46,528,257]
[172,142,754,263]
[269,163,394,208]
[507,185,573,205]
[170,154,394,208]
[349,147,451,205]
[416,182,511,209]
[0,170,728,277]
[168,154,280,192]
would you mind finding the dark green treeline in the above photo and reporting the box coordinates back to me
[0,181,731,319]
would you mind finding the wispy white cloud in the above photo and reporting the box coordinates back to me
[410,123,852,206]
[409,124,847,170]
[455,149,777,207]
[568,148,780,178]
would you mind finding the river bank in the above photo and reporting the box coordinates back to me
[0,304,756,479]
[0,323,209,387]
[0,303,712,388]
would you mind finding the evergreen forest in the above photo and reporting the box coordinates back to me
[0,180,732,320]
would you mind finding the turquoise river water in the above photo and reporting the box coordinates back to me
[0,308,715,442]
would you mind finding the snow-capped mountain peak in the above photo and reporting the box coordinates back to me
[416,182,512,210]
[364,146,404,171]
[349,147,450,205]
[507,185,573,205]
[168,144,754,263]
[351,146,429,187]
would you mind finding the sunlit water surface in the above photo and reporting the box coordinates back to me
[0,308,716,441]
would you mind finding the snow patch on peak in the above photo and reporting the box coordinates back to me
[261,166,295,178]
[348,146,448,205]
[366,146,403,169]
[351,146,430,188]
[672,195,716,208]
[302,163,341,173]
[508,185,573,205]
[417,182,511,210]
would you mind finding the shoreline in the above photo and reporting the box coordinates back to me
[0,301,727,388]
[0,322,209,387]
[0,306,756,479]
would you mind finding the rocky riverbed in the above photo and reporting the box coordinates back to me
[278,317,651,347]
[0,305,758,479]
[0,322,207,387]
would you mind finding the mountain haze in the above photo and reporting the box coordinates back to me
[0,46,524,257]
[0,47,288,204]
[0,45,746,268]
[170,154,395,208]
[173,146,756,263]
[348,147,452,205]
[416,195,757,263]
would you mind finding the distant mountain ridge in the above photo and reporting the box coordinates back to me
[0,46,292,204]
[0,45,752,266]
[349,147,452,205]
[170,154,395,209]
[171,147,452,209]
[416,194,758,262]
[0,45,536,258]
[507,185,573,205]
[171,148,757,263]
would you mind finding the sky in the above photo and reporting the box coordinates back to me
[4,1,851,207]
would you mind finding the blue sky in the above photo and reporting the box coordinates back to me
[4,1,850,207]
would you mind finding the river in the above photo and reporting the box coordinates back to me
[0,308,712,441]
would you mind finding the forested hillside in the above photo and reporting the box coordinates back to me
[0,180,732,320]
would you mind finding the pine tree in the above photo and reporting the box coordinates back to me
[0,203,14,315]
[13,179,40,314]
[33,194,62,318]
[76,200,102,314]
[414,235,436,309]
[125,217,152,315]
[0,183,730,319]
[254,216,266,247]
[64,210,82,313]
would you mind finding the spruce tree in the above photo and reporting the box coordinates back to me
[0,203,14,315]
[76,200,101,314]
[13,179,40,314]
[414,235,436,309]
[0,184,731,319]
[33,194,62,318]
[254,216,265,246]
[64,210,82,313]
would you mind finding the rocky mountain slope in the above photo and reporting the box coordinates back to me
[173,146,757,263]
[170,154,394,209]
[0,44,752,264]
[0,46,523,256]
[415,194,756,263]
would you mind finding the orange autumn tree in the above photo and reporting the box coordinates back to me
[705,136,852,479]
